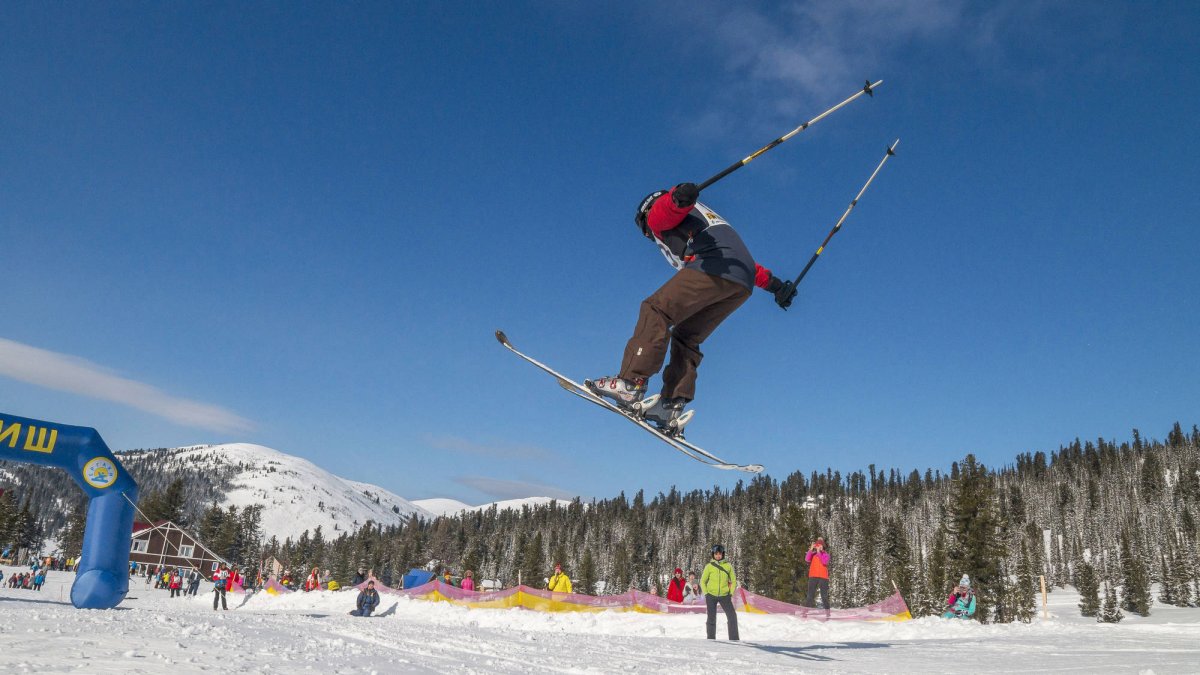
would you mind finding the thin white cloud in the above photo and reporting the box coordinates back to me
[671,0,966,140]
[423,433,554,461]
[0,337,253,433]
[453,475,577,502]
[712,0,963,92]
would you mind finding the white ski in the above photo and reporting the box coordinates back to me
[495,331,763,474]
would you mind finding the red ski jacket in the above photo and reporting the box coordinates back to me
[646,186,776,291]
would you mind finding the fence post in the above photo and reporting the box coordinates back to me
[1039,575,1048,619]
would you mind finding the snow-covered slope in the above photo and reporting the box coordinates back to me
[413,496,557,517]
[163,443,434,541]
[4,572,1200,673]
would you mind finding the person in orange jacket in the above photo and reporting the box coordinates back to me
[804,537,831,611]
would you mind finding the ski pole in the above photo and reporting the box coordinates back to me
[792,139,899,288]
[697,80,882,192]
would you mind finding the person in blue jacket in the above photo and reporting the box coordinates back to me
[352,580,381,617]
[943,574,977,619]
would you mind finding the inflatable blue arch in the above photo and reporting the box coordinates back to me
[0,412,138,609]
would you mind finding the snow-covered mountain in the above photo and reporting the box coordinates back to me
[146,443,435,541]
[4,440,556,544]
[412,496,557,517]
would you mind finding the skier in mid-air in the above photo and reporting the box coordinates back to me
[586,182,797,433]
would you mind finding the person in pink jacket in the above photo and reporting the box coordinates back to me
[804,537,831,611]
[460,569,476,591]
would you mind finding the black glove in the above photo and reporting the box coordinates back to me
[766,276,798,310]
[671,182,699,208]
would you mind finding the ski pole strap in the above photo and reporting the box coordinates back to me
[698,80,882,191]
[792,139,899,288]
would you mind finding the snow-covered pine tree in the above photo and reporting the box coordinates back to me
[761,504,812,604]
[1119,529,1152,616]
[1164,537,1194,607]
[198,502,224,548]
[1076,560,1100,617]
[577,548,597,595]
[520,531,544,588]
[992,563,1012,624]
[882,517,915,605]
[924,522,950,617]
[1158,551,1174,605]
[59,501,87,560]
[1015,540,1037,622]
[946,455,1004,621]
[1099,581,1123,623]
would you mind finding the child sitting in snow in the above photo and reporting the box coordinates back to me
[351,580,381,617]
[943,574,977,619]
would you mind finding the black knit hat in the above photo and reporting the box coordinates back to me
[634,189,668,239]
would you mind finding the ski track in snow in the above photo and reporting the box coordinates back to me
[1,570,1198,674]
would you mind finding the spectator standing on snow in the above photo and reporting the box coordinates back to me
[943,575,977,619]
[351,567,367,586]
[187,569,201,596]
[701,544,739,641]
[547,563,572,593]
[228,566,244,593]
[461,570,476,591]
[441,570,455,587]
[805,537,831,612]
[352,580,381,617]
[667,568,686,603]
[684,571,701,603]
[213,563,230,611]
[304,566,321,592]
[169,569,183,598]
[33,570,45,591]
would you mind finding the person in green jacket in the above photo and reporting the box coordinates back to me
[700,544,739,641]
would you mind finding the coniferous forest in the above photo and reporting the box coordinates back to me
[2,423,1198,623]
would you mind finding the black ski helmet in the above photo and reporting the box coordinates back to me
[711,543,725,557]
[634,189,668,240]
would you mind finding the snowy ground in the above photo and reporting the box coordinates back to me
[1,569,1198,674]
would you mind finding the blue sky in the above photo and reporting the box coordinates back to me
[2,1,1198,505]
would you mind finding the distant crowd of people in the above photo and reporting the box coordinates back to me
[0,554,79,592]
[137,563,203,597]
[3,569,47,591]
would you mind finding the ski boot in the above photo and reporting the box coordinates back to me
[585,375,647,410]
[640,395,694,438]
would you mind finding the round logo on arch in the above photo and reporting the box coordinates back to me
[83,457,118,489]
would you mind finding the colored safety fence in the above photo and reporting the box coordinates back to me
[346,579,911,621]
[262,578,292,595]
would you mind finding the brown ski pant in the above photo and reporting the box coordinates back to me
[619,268,751,401]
